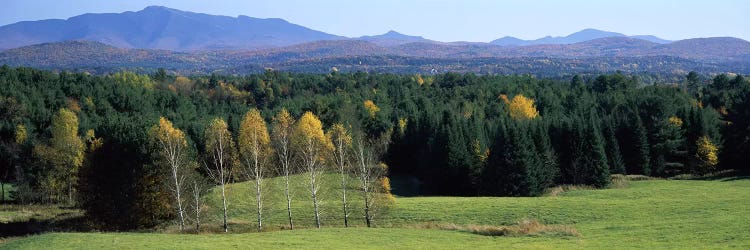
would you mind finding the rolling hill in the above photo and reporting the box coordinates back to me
[2,36,749,76]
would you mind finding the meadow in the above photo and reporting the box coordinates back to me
[2,176,749,249]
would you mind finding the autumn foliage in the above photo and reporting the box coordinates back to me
[506,94,539,120]
[695,136,719,173]
[364,100,381,119]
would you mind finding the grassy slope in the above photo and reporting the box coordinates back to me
[3,178,750,249]
[204,173,380,230]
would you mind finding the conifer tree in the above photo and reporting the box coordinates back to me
[633,114,651,175]
[584,118,611,187]
[480,118,510,196]
[530,120,558,194]
[603,119,626,174]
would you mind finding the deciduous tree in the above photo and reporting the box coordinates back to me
[695,135,719,174]
[272,108,296,229]
[327,123,352,227]
[204,118,235,232]
[149,117,190,231]
[294,111,331,228]
[238,109,272,231]
[50,108,85,204]
[508,94,540,120]
[353,134,389,227]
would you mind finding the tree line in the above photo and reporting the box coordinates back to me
[1,65,748,229]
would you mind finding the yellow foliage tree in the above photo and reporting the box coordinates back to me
[668,116,684,128]
[294,111,332,228]
[363,100,380,118]
[50,108,85,204]
[695,135,719,174]
[111,71,154,89]
[327,123,353,227]
[414,74,425,86]
[204,118,235,232]
[398,118,408,135]
[84,129,104,152]
[271,108,296,229]
[238,109,272,231]
[174,76,195,96]
[15,124,27,144]
[149,117,189,231]
[508,94,540,120]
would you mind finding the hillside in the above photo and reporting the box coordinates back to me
[4,178,750,248]
[0,6,343,50]
[653,37,750,61]
[2,37,749,76]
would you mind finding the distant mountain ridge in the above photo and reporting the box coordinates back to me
[490,28,672,46]
[0,6,344,50]
[3,39,748,77]
[358,30,434,46]
[1,6,749,76]
[3,36,748,68]
[0,6,703,51]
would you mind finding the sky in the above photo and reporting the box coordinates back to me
[3,0,749,42]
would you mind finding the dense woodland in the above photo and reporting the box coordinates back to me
[1,65,749,229]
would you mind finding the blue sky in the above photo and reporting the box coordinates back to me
[4,0,749,42]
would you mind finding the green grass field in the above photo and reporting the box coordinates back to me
[2,176,750,249]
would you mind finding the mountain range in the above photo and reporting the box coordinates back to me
[0,6,686,51]
[0,6,749,76]
[490,28,672,46]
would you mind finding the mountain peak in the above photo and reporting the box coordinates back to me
[140,5,179,13]
[357,30,430,46]
[566,29,625,40]
[378,30,421,39]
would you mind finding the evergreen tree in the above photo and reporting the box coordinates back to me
[481,119,540,196]
[583,117,611,187]
[480,118,510,196]
[618,112,651,176]
[724,88,750,173]
[530,120,558,194]
[603,118,626,174]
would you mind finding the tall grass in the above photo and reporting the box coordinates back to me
[412,219,580,237]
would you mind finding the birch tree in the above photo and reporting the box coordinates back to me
[326,123,352,227]
[272,108,296,229]
[294,111,332,228]
[50,108,85,204]
[204,118,235,233]
[149,117,189,231]
[238,109,272,231]
[188,173,210,233]
[353,134,390,227]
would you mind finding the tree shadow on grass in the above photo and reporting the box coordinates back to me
[720,176,750,182]
[0,209,90,237]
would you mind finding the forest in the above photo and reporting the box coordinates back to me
[1,65,749,230]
